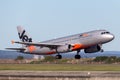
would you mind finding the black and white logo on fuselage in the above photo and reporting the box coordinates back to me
[18,30,32,42]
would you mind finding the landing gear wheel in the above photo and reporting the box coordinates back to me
[75,55,81,59]
[55,55,62,59]
[74,50,81,59]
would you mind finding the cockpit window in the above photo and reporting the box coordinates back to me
[101,32,110,35]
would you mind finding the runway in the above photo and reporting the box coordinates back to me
[0,71,120,80]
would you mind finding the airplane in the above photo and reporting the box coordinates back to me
[6,26,114,59]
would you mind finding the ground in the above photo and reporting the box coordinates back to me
[0,64,120,71]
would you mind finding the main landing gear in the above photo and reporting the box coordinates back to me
[55,54,62,59]
[55,49,81,59]
[75,50,81,59]
[55,48,62,59]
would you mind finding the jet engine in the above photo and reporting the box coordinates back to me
[84,45,101,53]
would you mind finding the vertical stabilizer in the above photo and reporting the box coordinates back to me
[17,26,32,42]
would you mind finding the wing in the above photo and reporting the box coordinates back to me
[12,41,63,49]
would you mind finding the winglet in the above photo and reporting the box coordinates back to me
[11,40,15,44]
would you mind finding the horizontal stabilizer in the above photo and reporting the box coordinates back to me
[6,48,25,51]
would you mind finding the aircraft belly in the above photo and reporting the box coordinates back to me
[30,47,56,55]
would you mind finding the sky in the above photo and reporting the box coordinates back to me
[0,0,120,51]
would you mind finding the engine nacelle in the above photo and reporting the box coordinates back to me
[84,45,101,53]
[57,45,70,53]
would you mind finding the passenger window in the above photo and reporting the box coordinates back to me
[80,34,88,37]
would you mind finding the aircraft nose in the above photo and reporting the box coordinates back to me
[107,34,114,40]
[104,34,115,41]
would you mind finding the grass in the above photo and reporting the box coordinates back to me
[0,64,120,71]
